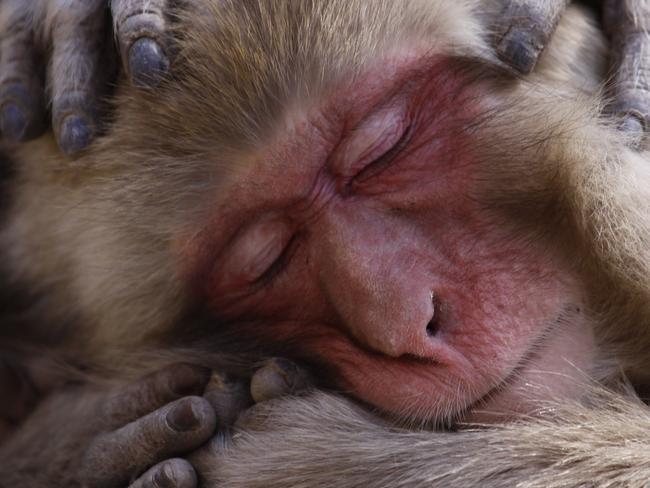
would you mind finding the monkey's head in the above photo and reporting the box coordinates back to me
[6,0,646,423]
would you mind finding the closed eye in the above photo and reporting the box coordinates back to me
[255,233,299,286]
[216,217,295,290]
[351,122,412,185]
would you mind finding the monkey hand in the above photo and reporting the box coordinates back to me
[187,358,315,482]
[0,363,217,488]
[0,0,173,155]
[494,0,650,141]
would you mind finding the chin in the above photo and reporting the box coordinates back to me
[462,310,597,424]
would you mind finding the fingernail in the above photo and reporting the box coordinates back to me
[250,358,306,403]
[153,463,176,488]
[270,358,299,382]
[167,400,201,431]
[618,114,645,149]
[0,103,28,142]
[169,364,211,397]
[206,371,240,392]
[619,113,645,134]
[59,115,92,156]
[129,37,170,88]
[269,358,311,392]
[497,28,542,75]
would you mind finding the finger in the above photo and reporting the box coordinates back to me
[105,363,211,425]
[128,459,197,488]
[111,0,171,87]
[203,372,252,428]
[84,396,216,487]
[0,1,47,143]
[603,0,650,140]
[48,0,108,156]
[494,0,570,74]
[250,358,312,404]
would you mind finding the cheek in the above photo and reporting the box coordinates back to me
[432,216,585,380]
[443,231,573,370]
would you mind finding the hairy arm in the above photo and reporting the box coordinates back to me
[193,389,650,488]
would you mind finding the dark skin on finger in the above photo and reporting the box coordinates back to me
[602,0,650,138]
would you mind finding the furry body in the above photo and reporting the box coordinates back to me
[3,1,650,487]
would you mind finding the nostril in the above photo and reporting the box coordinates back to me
[426,318,438,337]
[426,291,439,337]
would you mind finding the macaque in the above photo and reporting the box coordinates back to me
[4,0,650,487]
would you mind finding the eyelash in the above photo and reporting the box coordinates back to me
[351,123,413,185]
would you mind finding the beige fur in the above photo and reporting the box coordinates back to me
[4,1,650,486]
[188,388,650,488]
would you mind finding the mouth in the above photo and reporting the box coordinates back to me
[307,301,595,425]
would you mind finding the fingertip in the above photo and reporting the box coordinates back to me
[611,99,650,145]
[615,112,647,148]
[619,113,645,135]
[166,363,211,398]
[0,103,28,142]
[166,396,217,435]
[167,398,201,432]
[129,37,169,88]
[496,27,541,75]
[0,84,46,143]
[58,115,93,156]
[250,358,311,403]
[152,459,197,488]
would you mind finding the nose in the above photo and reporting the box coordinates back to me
[320,247,442,359]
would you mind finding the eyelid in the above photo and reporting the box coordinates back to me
[216,217,293,289]
[340,102,410,177]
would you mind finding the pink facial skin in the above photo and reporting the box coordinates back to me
[182,53,595,422]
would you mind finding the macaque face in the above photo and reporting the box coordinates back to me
[180,52,596,422]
